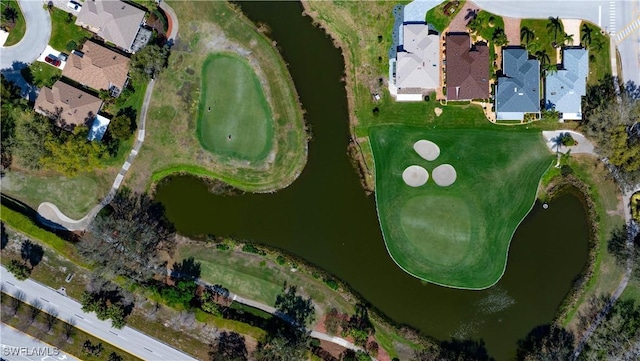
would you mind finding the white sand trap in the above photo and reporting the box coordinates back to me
[434,107,443,117]
[432,164,457,187]
[413,140,440,161]
[402,165,429,187]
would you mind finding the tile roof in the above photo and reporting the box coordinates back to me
[34,81,102,129]
[545,48,588,115]
[75,0,146,51]
[445,33,490,100]
[396,24,440,91]
[496,48,540,116]
[62,41,130,92]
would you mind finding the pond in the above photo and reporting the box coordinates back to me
[155,2,590,359]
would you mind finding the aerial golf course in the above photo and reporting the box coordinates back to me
[371,126,554,289]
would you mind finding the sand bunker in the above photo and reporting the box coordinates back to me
[432,164,457,187]
[414,140,440,161]
[402,165,429,187]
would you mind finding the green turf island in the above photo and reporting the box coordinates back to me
[197,53,274,162]
[371,125,554,289]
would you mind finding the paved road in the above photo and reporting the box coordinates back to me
[0,0,51,70]
[37,79,155,231]
[1,266,197,361]
[1,323,78,361]
[159,1,179,42]
[474,0,640,84]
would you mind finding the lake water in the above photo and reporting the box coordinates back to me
[155,2,590,359]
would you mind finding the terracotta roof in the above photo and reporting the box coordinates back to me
[34,81,102,129]
[75,0,145,51]
[62,41,130,92]
[445,33,490,100]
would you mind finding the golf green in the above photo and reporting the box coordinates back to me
[371,125,553,289]
[197,53,274,162]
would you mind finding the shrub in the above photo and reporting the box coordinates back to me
[216,243,230,251]
[6,259,30,280]
[242,244,266,256]
[276,255,286,265]
[66,40,77,52]
[324,278,339,290]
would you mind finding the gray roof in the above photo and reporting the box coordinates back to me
[496,48,541,115]
[396,24,439,91]
[403,0,441,22]
[545,48,588,115]
[75,0,146,51]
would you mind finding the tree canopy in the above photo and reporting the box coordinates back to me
[130,44,170,81]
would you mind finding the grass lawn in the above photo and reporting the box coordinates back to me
[473,10,505,43]
[20,61,62,88]
[425,0,465,33]
[197,53,274,162]
[127,0,307,193]
[1,0,25,46]
[1,172,99,219]
[371,126,553,289]
[521,18,561,64]
[48,7,91,52]
[580,21,611,86]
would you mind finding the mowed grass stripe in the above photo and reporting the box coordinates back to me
[197,53,274,162]
[371,126,553,289]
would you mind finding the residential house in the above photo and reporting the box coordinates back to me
[34,81,102,131]
[75,0,146,52]
[445,33,490,101]
[62,41,130,96]
[495,48,541,120]
[394,23,440,101]
[545,48,589,120]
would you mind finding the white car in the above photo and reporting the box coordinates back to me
[67,1,81,12]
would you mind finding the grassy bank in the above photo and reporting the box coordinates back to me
[539,156,626,328]
[127,0,307,193]
[1,0,25,46]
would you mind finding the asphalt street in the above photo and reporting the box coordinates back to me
[0,323,78,361]
[474,0,640,84]
[0,0,51,70]
[1,267,197,361]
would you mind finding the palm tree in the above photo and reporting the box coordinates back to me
[581,23,593,46]
[535,49,551,66]
[563,33,574,46]
[2,6,18,23]
[520,26,535,44]
[590,36,604,51]
[546,16,563,42]
[492,27,509,47]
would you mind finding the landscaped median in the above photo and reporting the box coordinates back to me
[1,0,25,46]
[128,0,307,193]
[371,126,554,289]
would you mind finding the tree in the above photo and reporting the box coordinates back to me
[11,113,52,170]
[80,188,176,283]
[66,40,78,52]
[209,331,248,361]
[20,239,44,270]
[6,259,30,280]
[274,285,315,329]
[562,32,574,46]
[546,16,563,42]
[80,278,133,329]
[324,308,342,335]
[580,298,640,359]
[515,324,574,361]
[108,352,123,361]
[2,6,18,23]
[39,126,107,176]
[107,114,134,140]
[253,335,308,361]
[520,26,535,44]
[535,49,551,66]
[581,23,593,46]
[171,257,202,281]
[492,27,508,47]
[44,307,59,332]
[130,44,170,81]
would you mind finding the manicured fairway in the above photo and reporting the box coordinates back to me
[371,126,553,289]
[197,53,274,162]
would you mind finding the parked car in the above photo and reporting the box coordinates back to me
[45,55,61,67]
[58,53,69,62]
[67,1,81,12]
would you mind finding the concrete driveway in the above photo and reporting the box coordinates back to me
[0,0,51,70]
